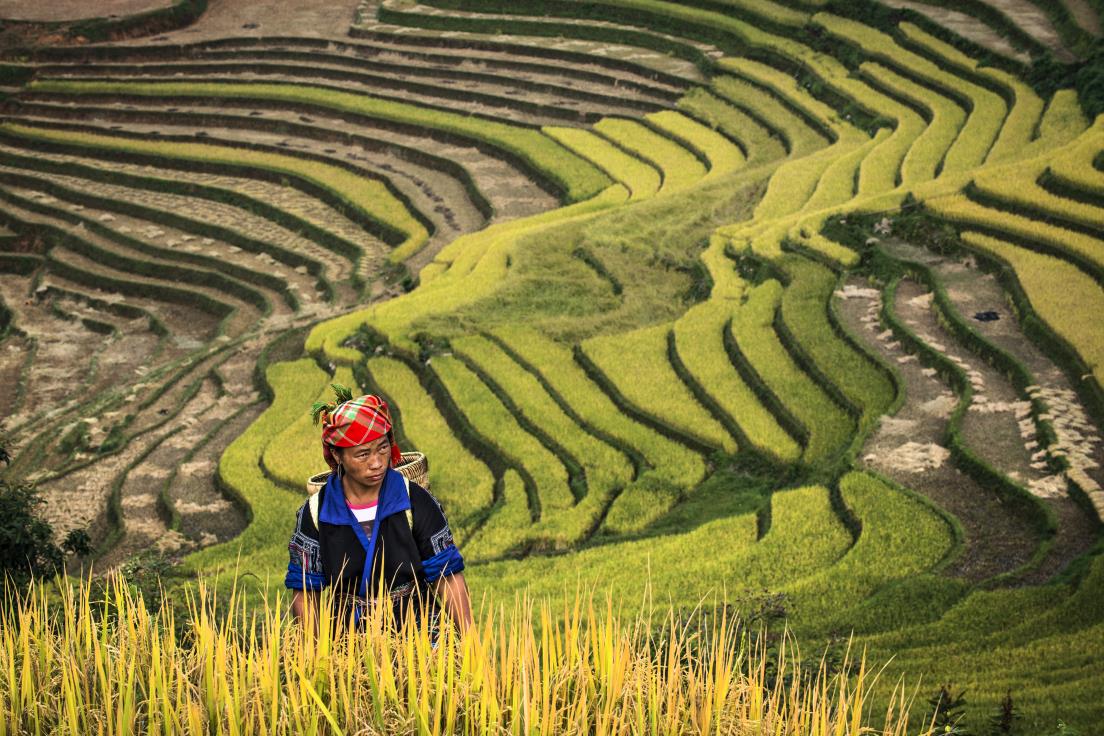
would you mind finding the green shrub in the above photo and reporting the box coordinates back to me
[0,446,92,591]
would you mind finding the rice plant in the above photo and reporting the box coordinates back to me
[0,573,933,736]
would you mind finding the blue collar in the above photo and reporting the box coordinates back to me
[318,467,411,603]
[317,467,411,528]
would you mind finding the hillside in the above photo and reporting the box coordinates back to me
[1,0,1102,731]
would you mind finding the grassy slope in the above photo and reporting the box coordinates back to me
[157,3,1104,730]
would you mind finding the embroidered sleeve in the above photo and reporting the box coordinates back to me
[285,502,326,591]
[410,484,465,583]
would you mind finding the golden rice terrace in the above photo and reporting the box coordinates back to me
[1,0,1103,732]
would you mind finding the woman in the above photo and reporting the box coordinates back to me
[285,389,472,634]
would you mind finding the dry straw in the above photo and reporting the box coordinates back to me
[0,574,932,735]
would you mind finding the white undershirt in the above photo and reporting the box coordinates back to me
[348,500,377,534]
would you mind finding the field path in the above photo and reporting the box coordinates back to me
[882,238,1101,581]
[835,277,1039,582]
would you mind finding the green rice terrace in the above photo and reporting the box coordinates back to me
[1,0,1104,731]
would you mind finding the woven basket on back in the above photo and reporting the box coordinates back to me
[306,451,429,494]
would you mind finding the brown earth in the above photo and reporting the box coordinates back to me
[881,238,1101,582]
[117,0,363,44]
[880,0,1033,63]
[1062,0,1103,36]
[357,0,707,83]
[835,277,1040,582]
[0,0,175,23]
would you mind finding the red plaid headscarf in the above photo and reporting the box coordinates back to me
[319,394,402,471]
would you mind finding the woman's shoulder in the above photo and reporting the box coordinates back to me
[293,491,321,537]
[406,478,430,502]
[405,479,447,514]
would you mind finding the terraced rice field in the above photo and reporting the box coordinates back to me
[1,0,1103,731]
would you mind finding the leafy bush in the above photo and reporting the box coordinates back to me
[926,685,971,735]
[0,439,91,591]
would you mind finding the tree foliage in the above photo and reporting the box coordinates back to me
[0,435,91,591]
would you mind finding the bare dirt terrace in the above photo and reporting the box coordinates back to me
[0,1,178,23]
[0,0,538,567]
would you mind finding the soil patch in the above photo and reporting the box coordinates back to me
[882,239,1101,581]
[1061,0,1102,36]
[879,0,1033,63]
[835,276,1040,582]
[0,0,175,23]
[116,0,362,44]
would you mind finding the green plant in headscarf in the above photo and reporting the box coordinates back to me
[311,383,355,425]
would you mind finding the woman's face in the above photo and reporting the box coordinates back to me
[336,435,391,493]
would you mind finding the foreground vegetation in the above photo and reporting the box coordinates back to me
[0,576,926,736]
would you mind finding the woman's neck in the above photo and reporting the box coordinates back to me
[342,472,384,506]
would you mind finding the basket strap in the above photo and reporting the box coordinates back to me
[308,490,321,530]
[401,474,414,530]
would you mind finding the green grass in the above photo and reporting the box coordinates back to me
[184,359,329,593]
[974,157,1104,231]
[26,79,612,205]
[856,93,926,194]
[592,118,707,193]
[451,333,634,496]
[543,125,661,200]
[777,255,895,430]
[645,110,746,177]
[859,554,1104,731]
[430,354,622,558]
[685,0,808,27]
[895,22,1034,166]
[432,354,571,517]
[676,87,786,165]
[581,322,737,453]
[754,143,854,220]
[61,6,1104,729]
[861,62,965,185]
[261,366,357,493]
[816,14,1005,173]
[958,229,1104,387]
[467,483,850,610]
[803,129,890,211]
[306,185,628,363]
[716,56,867,146]
[1021,89,1090,160]
[785,220,861,267]
[673,300,802,462]
[1047,126,1104,197]
[729,280,853,464]
[491,326,708,533]
[785,471,957,633]
[367,356,494,537]
[934,188,1104,277]
[712,75,829,157]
